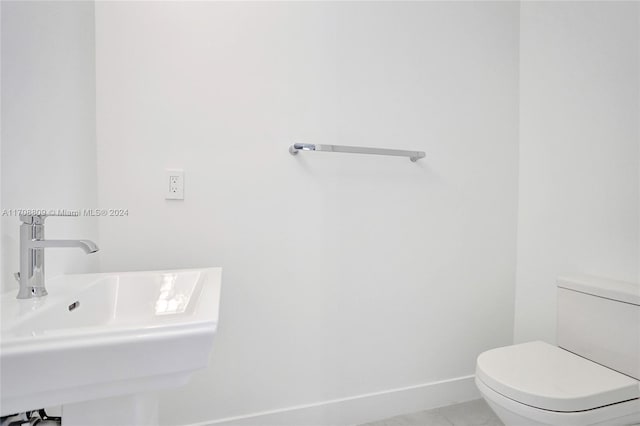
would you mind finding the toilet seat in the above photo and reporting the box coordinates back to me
[476,341,639,412]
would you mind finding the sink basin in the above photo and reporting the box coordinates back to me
[1,268,222,418]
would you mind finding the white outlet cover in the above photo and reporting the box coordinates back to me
[165,169,184,200]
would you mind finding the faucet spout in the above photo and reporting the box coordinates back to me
[27,239,100,254]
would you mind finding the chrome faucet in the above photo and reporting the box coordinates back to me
[16,214,99,299]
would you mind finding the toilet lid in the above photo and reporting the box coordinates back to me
[476,341,639,412]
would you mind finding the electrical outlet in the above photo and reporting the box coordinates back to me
[165,169,184,200]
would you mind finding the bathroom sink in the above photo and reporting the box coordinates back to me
[0,268,222,417]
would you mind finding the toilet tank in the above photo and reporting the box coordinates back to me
[557,275,640,380]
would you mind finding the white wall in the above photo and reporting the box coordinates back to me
[514,2,640,344]
[95,2,520,425]
[1,1,3,289]
[1,1,99,294]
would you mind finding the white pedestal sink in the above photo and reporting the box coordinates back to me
[1,268,222,425]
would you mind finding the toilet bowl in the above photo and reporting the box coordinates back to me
[476,276,640,426]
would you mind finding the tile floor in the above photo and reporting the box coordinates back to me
[360,399,504,426]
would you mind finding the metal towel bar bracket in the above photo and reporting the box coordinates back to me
[289,143,425,162]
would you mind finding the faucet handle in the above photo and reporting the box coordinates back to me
[20,212,81,224]
[19,214,48,225]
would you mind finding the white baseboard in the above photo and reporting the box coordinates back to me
[185,374,479,426]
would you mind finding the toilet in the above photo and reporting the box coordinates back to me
[476,275,640,426]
